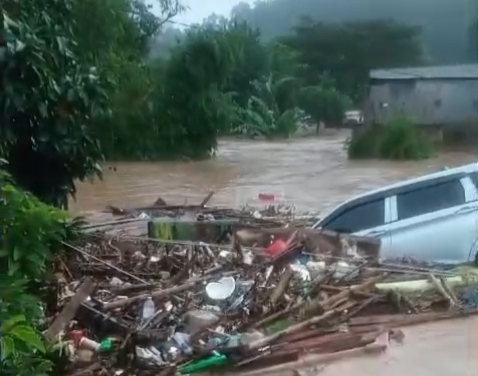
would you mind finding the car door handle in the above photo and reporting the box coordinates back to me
[455,206,478,215]
[367,230,385,236]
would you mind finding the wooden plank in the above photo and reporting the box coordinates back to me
[45,278,96,341]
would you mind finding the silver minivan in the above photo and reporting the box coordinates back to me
[312,163,478,265]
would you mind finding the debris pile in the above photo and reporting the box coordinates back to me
[85,192,319,237]
[48,223,478,376]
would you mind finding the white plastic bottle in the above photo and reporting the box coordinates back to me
[141,297,155,322]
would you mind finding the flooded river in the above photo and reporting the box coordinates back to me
[72,130,475,214]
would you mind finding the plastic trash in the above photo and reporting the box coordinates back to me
[332,261,358,280]
[241,248,254,265]
[160,340,181,362]
[205,277,236,301]
[110,277,124,287]
[289,263,311,282]
[172,332,193,355]
[141,297,155,323]
[99,338,114,351]
[265,239,287,256]
[178,353,227,374]
[184,310,219,335]
[135,346,165,366]
[79,337,100,351]
[258,193,275,201]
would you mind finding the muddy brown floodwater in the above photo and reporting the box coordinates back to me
[72,130,477,374]
[72,130,476,214]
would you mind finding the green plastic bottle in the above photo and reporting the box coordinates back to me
[98,338,114,352]
[178,353,227,374]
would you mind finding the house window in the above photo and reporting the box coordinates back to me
[434,99,442,108]
[473,100,478,111]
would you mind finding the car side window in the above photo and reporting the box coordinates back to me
[396,179,465,220]
[322,199,385,233]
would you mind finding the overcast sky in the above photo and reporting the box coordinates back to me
[165,0,254,26]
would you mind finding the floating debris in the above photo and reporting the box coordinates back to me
[47,195,478,375]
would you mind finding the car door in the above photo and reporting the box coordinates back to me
[318,196,392,252]
[466,171,478,262]
[386,175,477,264]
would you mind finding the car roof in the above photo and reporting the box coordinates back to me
[350,162,478,202]
[313,162,478,228]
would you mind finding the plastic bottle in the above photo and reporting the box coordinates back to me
[172,332,193,355]
[98,338,114,351]
[141,297,155,322]
[79,337,100,351]
[178,353,227,374]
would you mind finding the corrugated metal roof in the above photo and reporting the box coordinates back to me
[370,64,478,80]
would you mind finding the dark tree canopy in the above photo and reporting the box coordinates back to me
[283,19,424,99]
[231,0,478,64]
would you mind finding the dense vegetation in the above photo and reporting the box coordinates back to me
[0,171,79,376]
[230,0,478,64]
[347,117,433,160]
[1,0,445,206]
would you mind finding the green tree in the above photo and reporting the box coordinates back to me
[284,19,424,100]
[72,0,185,161]
[267,42,302,112]
[150,27,240,158]
[222,21,271,108]
[231,0,476,64]
[299,85,350,133]
[0,0,109,208]
[233,73,300,138]
[268,42,300,80]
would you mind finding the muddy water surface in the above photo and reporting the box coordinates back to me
[72,130,476,214]
[320,316,477,376]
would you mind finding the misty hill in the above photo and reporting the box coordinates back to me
[231,0,478,64]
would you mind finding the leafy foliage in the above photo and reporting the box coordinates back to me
[152,27,240,158]
[0,172,76,376]
[222,23,271,108]
[283,19,424,100]
[233,72,300,138]
[298,81,351,131]
[378,117,433,160]
[97,20,304,156]
[74,0,184,160]
[0,0,109,207]
[348,117,433,160]
[236,96,299,138]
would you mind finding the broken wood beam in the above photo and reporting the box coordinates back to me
[45,278,96,341]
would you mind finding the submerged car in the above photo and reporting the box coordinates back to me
[312,163,478,265]
[342,110,364,127]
